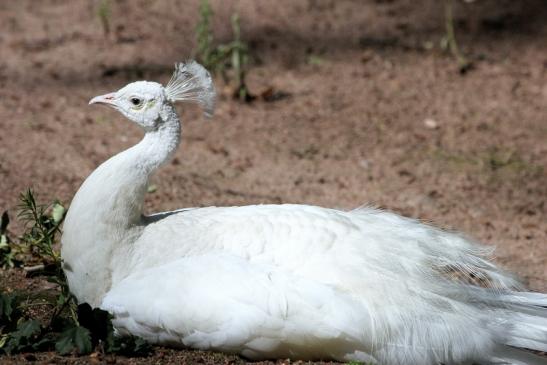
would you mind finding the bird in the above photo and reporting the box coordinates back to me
[61,61,547,365]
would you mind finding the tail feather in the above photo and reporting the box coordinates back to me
[488,346,547,365]
[493,291,547,362]
[506,337,547,352]
[500,292,547,307]
[503,315,547,352]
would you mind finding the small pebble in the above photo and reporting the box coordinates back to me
[423,118,439,129]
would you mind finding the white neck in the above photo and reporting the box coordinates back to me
[133,104,182,175]
[61,103,181,306]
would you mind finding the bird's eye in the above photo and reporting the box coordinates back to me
[130,97,142,106]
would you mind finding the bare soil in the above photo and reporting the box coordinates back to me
[0,0,546,363]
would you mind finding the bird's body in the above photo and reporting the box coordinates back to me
[61,62,547,364]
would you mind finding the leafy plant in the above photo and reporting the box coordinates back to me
[0,190,152,357]
[195,0,251,101]
[1,188,65,269]
[195,0,215,69]
[1,319,43,354]
[0,291,151,356]
[17,189,65,266]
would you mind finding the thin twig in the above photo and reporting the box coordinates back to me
[444,0,472,72]
[23,264,45,273]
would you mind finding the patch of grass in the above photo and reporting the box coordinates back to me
[432,147,543,176]
[432,148,478,167]
[195,0,251,101]
[290,144,320,160]
[0,190,151,357]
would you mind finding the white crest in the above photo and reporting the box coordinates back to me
[164,61,216,117]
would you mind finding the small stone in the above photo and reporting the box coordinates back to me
[359,159,371,169]
[423,118,439,129]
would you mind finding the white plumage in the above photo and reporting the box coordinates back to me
[61,61,547,365]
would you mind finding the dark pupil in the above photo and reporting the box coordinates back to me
[131,98,141,105]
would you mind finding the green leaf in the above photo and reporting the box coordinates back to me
[14,320,41,338]
[0,334,8,349]
[56,292,67,306]
[2,319,42,354]
[0,293,15,322]
[55,326,92,355]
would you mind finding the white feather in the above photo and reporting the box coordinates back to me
[164,61,215,117]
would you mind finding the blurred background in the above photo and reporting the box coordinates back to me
[0,0,545,290]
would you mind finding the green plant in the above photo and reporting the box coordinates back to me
[442,0,472,73]
[0,289,151,356]
[307,55,324,66]
[97,0,111,35]
[1,189,65,269]
[195,0,215,69]
[0,190,151,357]
[17,189,65,266]
[195,0,251,101]
[228,13,250,101]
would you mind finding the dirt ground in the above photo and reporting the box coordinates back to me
[0,0,546,363]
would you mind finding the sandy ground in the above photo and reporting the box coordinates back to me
[0,0,546,363]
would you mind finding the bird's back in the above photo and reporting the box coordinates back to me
[102,204,547,364]
[128,204,518,292]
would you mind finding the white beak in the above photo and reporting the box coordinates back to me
[89,92,116,106]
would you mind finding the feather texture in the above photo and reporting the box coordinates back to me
[100,204,547,364]
[164,61,215,117]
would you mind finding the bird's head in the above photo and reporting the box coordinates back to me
[89,61,215,131]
